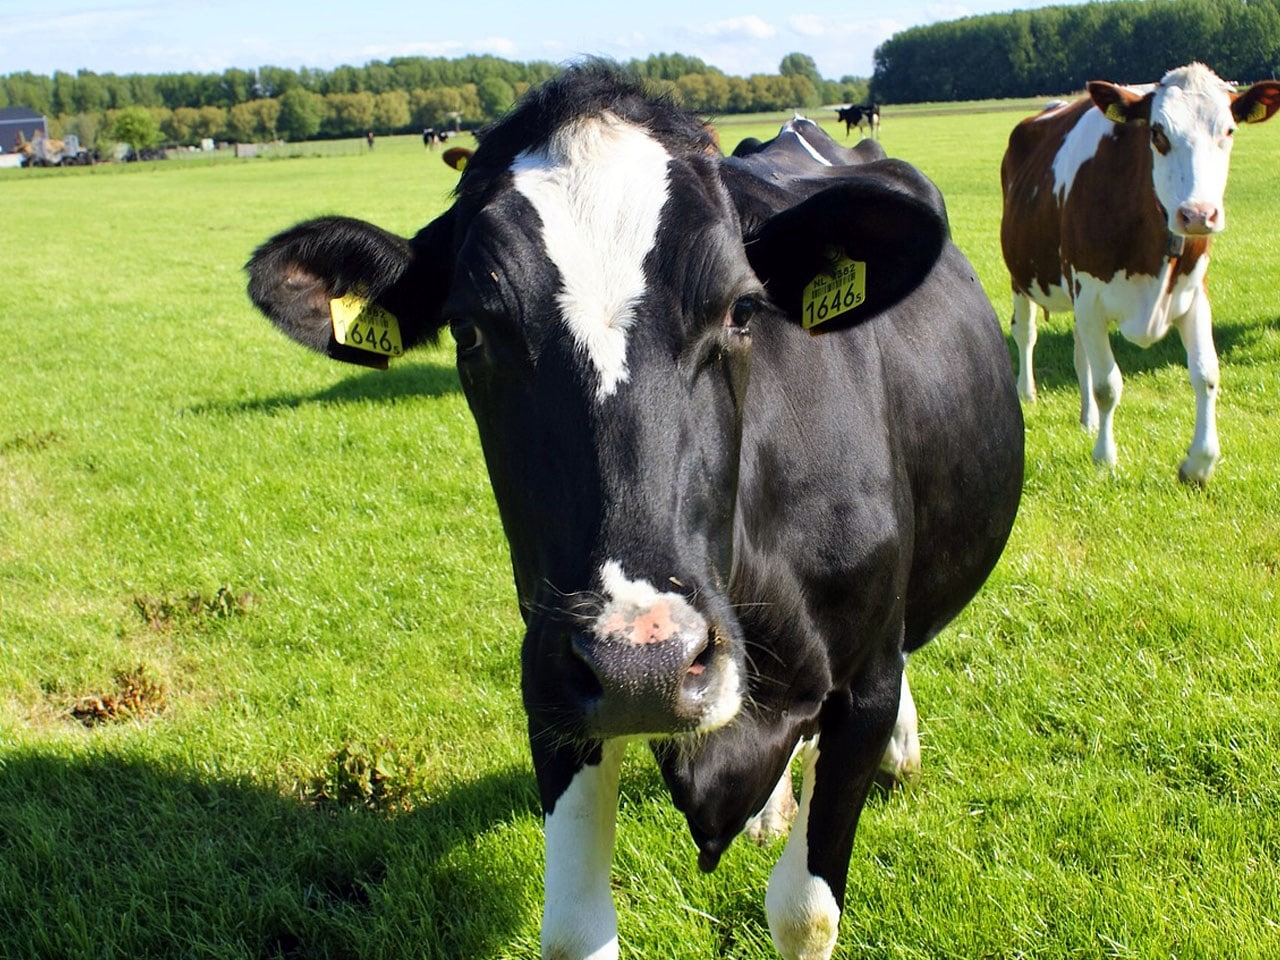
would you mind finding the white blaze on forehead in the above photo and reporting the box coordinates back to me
[511,114,672,400]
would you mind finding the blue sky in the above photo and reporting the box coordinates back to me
[2,0,1080,80]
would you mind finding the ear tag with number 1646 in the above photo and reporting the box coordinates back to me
[802,254,866,333]
[329,292,404,357]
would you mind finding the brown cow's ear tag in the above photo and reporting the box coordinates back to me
[802,252,866,333]
[1105,103,1127,124]
[329,292,404,361]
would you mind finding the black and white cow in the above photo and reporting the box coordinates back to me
[246,64,1023,960]
[836,102,880,139]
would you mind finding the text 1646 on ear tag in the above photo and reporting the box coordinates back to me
[329,293,404,357]
[802,255,866,332]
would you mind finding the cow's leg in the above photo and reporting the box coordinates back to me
[745,751,799,843]
[765,656,901,960]
[537,738,626,960]
[1073,325,1099,432]
[877,659,920,788]
[1010,292,1039,402]
[1172,290,1220,485]
[1075,309,1121,466]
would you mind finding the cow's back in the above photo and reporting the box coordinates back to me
[1000,98,1091,301]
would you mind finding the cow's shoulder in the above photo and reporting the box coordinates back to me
[1002,97,1094,191]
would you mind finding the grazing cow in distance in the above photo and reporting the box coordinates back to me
[1001,62,1280,483]
[835,102,879,138]
[246,64,1023,960]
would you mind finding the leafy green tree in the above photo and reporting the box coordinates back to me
[779,52,823,90]
[477,77,515,119]
[110,105,160,156]
[165,106,201,145]
[194,106,228,140]
[373,89,410,131]
[323,91,376,136]
[277,87,324,141]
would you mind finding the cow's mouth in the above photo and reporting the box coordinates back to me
[569,624,743,739]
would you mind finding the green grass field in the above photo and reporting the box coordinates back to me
[2,101,1278,960]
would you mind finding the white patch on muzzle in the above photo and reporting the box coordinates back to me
[512,115,672,400]
[597,560,742,733]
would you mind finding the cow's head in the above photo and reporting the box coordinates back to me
[1088,62,1280,236]
[245,64,947,747]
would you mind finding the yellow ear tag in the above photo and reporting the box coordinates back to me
[1247,100,1268,123]
[329,292,404,358]
[801,254,866,332]
[1105,102,1127,123]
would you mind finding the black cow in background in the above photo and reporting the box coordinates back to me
[246,64,1023,960]
[836,102,880,138]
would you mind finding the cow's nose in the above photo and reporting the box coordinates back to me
[1175,203,1221,235]
[571,618,715,733]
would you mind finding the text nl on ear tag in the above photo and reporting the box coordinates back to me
[802,254,867,332]
[329,292,405,359]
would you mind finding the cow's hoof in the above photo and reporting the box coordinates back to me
[1172,455,1213,488]
[1178,459,1213,487]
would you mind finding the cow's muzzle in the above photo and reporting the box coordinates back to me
[570,594,742,738]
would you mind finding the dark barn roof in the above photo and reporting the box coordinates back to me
[1,107,49,147]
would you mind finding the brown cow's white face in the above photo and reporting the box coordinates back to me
[1145,64,1238,235]
[1088,63,1280,237]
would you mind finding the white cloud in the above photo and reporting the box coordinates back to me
[693,15,777,41]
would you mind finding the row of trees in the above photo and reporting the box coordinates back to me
[872,0,1280,103]
[4,53,870,149]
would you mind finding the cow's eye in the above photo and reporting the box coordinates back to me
[449,318,484,354]
[1151,125,1172,155]
[727,296,756,335]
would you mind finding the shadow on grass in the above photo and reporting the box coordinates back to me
[1003,316,1257,396]
[0,751,538,959]
[192,360,461,417]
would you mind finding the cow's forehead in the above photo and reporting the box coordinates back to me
[510,114,673,400]
[1152,64,1235,135]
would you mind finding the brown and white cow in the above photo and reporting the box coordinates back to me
[1001,63,1280,484]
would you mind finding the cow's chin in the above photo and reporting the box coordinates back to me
[578,653,745,742]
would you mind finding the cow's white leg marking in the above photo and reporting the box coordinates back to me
[746,743,801,843]
[541,739,626,960]
[1010,292,1039,402]
[765,738,841,960]
[1073,325,1098,432]
[1173,288,1220,485]
[511,116,671,401]
[1075,304,1122,467]
[878,664,920,785]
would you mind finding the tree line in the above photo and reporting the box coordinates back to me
[1,53,869,150]
[872,0,1280,103]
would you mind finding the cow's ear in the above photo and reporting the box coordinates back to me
[1231,80,1280,124]
[442,146,473,170]
[1087,81,1154,126]
[245,212,454,369]
[743,159,949,330]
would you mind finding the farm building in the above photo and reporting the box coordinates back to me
[1,107,48,151]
